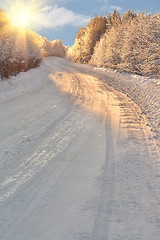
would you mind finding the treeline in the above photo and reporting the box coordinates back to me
[67,10,160,78]
[0,9,66,79]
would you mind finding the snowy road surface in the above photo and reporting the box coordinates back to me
[0,57,160,240]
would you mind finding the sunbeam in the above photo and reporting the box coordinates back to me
[4,0,46,30]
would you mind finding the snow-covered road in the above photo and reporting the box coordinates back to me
[0,57,160,240]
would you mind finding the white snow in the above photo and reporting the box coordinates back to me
[69,62,160,158]
[0,57,160,240]
[94,67,160,132]
[92,66,160,155]
[0,60,49,102]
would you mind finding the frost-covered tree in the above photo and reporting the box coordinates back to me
[90,11,160,77]
[69,10,160,77]
[52,40,66,58]
[33,35,66,58]
[120,12,160,76]
[68,16,107,63]
[67,27,87,62]
[33,34,54,57]
[90,24,124,68]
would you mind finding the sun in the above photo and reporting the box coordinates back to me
[5,0,42,30]
[10,8,33,30]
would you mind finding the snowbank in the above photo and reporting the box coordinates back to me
[0,60,49,102]
[91,67,160,149]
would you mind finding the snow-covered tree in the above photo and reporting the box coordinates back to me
[120,12,160,76]
[33,34,54,57]
[69,16,107,63]
[52,40,66,58]
[89,11,160,77]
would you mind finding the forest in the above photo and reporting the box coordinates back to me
[67,10,160,78]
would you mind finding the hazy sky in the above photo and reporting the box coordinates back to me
[1,0,160,46]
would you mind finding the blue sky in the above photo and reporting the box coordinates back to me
[1,0,160,46]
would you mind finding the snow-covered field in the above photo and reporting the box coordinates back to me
[0,57,160,240]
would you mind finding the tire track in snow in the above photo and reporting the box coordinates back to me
[0,96,85,203]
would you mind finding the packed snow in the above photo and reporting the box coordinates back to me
[69,61,160,160]
[0,57,160,240]
[95,67,160,159]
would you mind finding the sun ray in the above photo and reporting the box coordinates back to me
[4,0,45,30]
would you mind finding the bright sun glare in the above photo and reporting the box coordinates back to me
[6,0,42,30]
[11,8,33,29]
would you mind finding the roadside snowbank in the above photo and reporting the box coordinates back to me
[87,66,160,155]
[94,67,160,134]
[0,60,49,102]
